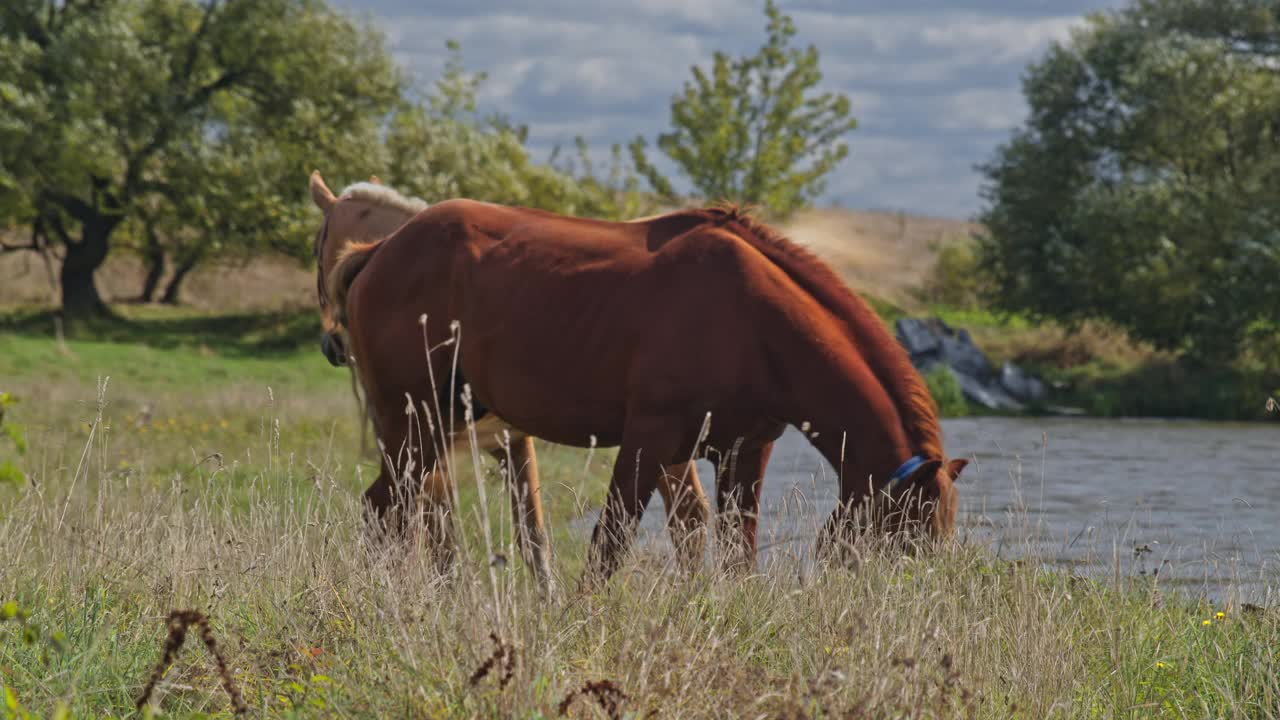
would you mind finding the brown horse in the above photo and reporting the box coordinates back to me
[318,188,968,583]
[309,172,711,589]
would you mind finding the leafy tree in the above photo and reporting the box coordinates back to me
[386,42,655,221]
[978,0,1280,362]
[0,0,400,318]
[630,0,857,218]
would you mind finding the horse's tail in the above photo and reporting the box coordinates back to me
[327,239,383,326]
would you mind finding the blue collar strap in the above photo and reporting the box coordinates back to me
[888,454,928,490]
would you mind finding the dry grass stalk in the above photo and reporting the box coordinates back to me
[557,679,629,719]
[468,631,515,689]
[135,609,248,715]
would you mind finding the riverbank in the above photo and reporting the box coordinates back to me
[0,355,1276,717]
[888,305,1280,422]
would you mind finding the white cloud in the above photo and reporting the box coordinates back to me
[843,137,947,186]
[333,1,1122,216]
[934,88,1027,131]
[792,10,1083,79]
[918,14,1080,60]
[846,90,884,125]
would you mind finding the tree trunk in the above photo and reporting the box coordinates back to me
[59,221,113,320]
[160,253,199,305]
[137,245,165,303]
[136,218,165,303]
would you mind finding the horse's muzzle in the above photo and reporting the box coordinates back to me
[320,332,347,367]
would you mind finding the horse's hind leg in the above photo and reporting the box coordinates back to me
[493,435,555,594]
[655,461,709,574]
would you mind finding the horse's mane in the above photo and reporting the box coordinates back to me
[338,182,429,216]
[703,203,943,460]
[321,184,428,324]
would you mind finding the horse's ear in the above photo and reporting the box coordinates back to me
[946,458,969,481]
[369,174,382,185]
[310,170,336,211]
[906,459,943,486]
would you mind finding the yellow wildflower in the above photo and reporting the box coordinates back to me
[1215,611,1225,620]
[1202,619,1212,626]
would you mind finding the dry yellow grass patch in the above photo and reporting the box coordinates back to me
[781,207,980,309]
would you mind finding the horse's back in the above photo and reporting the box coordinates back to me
[462,215,810,414]
[351,200,830,436]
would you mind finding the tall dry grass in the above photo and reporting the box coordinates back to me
[1,378,1277,718]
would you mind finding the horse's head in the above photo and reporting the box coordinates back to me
[309,171,421,367]
[883,456,968,539]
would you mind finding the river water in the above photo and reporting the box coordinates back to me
[632,417,1279,602]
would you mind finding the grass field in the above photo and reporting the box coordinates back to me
[2,308,1279,718]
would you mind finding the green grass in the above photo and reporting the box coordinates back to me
[0,306,336,391]
[1,306,1278,717]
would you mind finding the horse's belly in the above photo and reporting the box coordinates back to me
[476,385,627,448]
[462,337,629,448]
[455,241,751,445]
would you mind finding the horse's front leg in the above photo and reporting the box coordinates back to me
[712,439,775,573]
[585,413,690,585]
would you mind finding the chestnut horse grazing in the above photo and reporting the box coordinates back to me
[316,182,968,584]
[309,173,711,590]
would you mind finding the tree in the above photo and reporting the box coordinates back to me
[978,1,1280,362]
[629,0,856,218]
[386,42,655,221]
[0,0,400,319]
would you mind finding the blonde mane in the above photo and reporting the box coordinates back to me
[338,182,430,215]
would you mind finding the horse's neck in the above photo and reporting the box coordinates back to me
[771,329,914,493]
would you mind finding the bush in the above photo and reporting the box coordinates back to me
[920,239,985,309]
[923,365,968,418]
[0,392,25,485]
[1059,362,1280,421]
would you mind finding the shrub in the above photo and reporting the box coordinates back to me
[920,239,984,309]
[0,392,25,485]
[923,365,968,418]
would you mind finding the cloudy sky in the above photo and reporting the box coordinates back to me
[334,0,1126,219]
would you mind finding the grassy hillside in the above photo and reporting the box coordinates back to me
[781,207,981,310]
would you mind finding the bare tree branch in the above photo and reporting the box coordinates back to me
[0,235,38,253]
